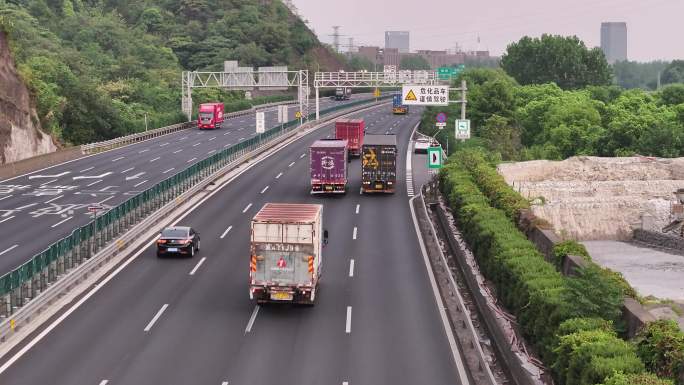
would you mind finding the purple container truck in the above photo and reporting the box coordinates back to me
[309,139,348,194]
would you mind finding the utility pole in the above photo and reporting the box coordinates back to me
[347,37,354,54]
[144,112,148,131]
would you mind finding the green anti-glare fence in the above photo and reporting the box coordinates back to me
[0,96,391,316]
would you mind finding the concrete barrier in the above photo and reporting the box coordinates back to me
[633,229,684,255]
[0,146,83,181]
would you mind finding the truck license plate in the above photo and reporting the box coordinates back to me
[167,248,178,252]
[375,184,383,189]
[325,185,333,191]
[271,292,292,301]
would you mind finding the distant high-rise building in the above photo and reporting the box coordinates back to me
[385,31,410,53]
[601,22,627,64]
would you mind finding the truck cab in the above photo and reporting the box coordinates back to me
[198,102,224,129]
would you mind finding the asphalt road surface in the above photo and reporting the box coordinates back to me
[0,94,370,276]
[0,104,465,385]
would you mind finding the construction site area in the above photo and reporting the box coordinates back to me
[498,156,684,328]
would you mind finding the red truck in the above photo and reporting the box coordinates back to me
[198,102,224,130]
[310,139,348,194]
[335,118,364,157]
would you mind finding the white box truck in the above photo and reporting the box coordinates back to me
[249,203,325,305]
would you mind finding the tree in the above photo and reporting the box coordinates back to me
[480,115,521,160]
[658,84,684,106]
[611,60,669,89]
[501,34,612,89]
[400,55,431,70]
[348,55,374,71]
[661,60,684,85]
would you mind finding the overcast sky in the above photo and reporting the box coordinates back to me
[291,0,683,62]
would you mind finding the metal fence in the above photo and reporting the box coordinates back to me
[0,95,391,317]
[81,100,298,155]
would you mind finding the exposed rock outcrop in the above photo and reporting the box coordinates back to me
[0,31,56,164]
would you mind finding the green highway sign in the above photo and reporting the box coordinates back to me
[437,64,465,80]
[427,147,443,169]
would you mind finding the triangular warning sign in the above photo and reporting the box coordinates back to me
[405,89,417,101]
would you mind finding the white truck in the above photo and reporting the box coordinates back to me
[249,203,325,305]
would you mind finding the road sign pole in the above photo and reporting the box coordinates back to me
[461,79,467,121]
[315,87,320,121]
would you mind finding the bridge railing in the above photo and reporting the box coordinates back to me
[0,95,392,326]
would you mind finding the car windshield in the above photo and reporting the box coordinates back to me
[161,228,188,238]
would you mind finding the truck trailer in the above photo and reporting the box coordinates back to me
[335,118,365,157]
[361,134,397,193]
[392,94,409,115]
[249,203,324,305]
[335,87,352,100]
[198,102,225,129]
[310,139,348,194]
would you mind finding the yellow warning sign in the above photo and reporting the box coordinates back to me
[373,88,381,97]
[405,89,417,101]
[295,111,302,118]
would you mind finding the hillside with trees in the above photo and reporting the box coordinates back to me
[0,0,343,145]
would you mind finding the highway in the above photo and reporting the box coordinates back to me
[0,103,464,385]
[0,95,369,276]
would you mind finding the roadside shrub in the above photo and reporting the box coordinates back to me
[553,240,592,269]
[557,317,614,337]
[553,329,645,385]
[634,320,684,384]
[601,372,674,385]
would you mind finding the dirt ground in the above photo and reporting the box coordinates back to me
[498,156,684,241]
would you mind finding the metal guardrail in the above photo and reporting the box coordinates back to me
[80,100,298,155]
[0,95,392,323]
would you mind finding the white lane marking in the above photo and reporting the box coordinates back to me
[343,382,349,385]
[160,142,169,147]
[222,382,229,385]
[353,227,357,240]
[0,195,12,202]
[0,244,18,256]
[220,226,233,239]
[239,137,245,141]
[288,161,295,168]
[276,172,283,179]
[300,153,306,159]
[193,142,201,147]
[112,157,125,162]
[144,304,169,332]
[0,216,15,224]
[189,257,207,276]
[349,259,355,277]
[208,150,216,155]
[139,149,149,154]
[39,179,57,186]
[98,196,114,204]
[121,167,135,174]
[359,187,362,195]
[187,157,197,163]
[134,180,148,187]
[163,168,175,174]
[51,216,73,228]
[245,305,260,333]
[180,136,188,140]
[242,203,252,213]
[345,306,352,334]
[100,186,115,191]
[355,204,360,214]
[87,180,103,187]
[28,171,70,180]
[80,167,94,173]
[208,136,217,141]
[99,381,108,385]
[260,186,269,194]
[238,128,244,131]
[173,149,183,154]
[44,195,63,204]
[224,132,230,136]
[150,157,161,162]
[224,143,232,148]
[72,172,113,180]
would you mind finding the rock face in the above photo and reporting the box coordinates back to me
[0,31,56,164]
[498,156,684,241]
